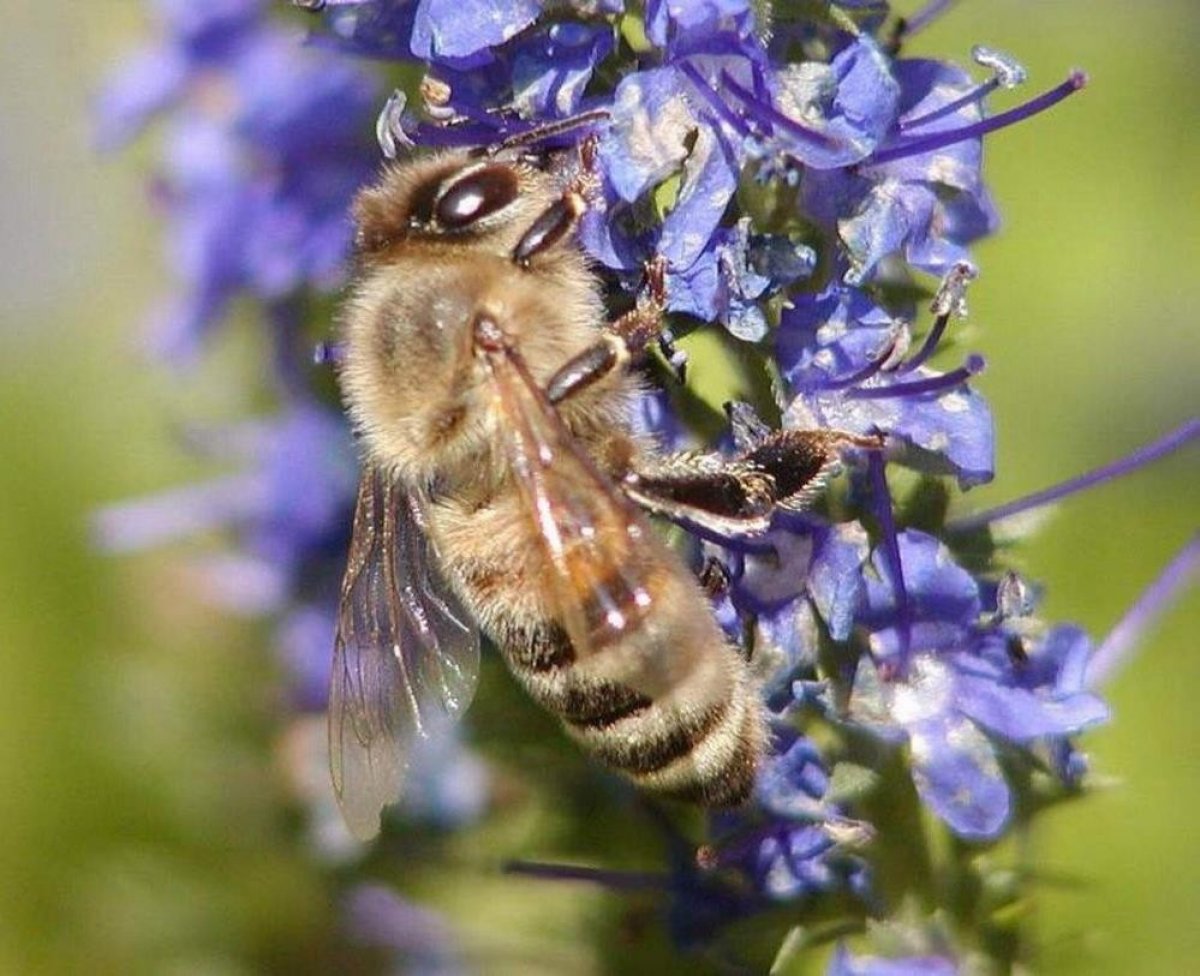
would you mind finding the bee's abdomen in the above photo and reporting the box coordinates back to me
[498,615,765,807]
[433,497,766,806]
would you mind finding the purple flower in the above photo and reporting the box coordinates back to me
[840,530,1109,839]
[804,55,997,285]
[755,730,831,821]
[667,217,817,339]
[720,517,871,703]
[778,277,994,488]
[745,35,901,171]
[700,813,871,905]
[95,406,354,586]
[97,5,379,358]
[828,943,959,976]
[345,885,466,976]
[646,0,761,56]
[594,57,745,271]
[512,22,614,117]
[410,0,541,65]
[279,602,341,711]
[691,724,873,913]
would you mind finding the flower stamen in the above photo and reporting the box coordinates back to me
[825,351,889,391]
[1087,533,1200,688]
[900,262,976,373]
[900,47,1027,132]
[947,418,1200,533]
[849,354,985,400]
[897,0,961,40]
[719,71,841,151]
[870,71,1087,166]
[678,62,758,140]
[899,78,1003,132]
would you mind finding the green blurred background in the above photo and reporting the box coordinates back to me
[0,2,1196,973]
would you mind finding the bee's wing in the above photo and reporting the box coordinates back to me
[481,341,685,694]
[329,467,480,840]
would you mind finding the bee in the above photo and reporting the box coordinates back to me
[330,141,875,839]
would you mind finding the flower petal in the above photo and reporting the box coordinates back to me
[908,714,1011,840]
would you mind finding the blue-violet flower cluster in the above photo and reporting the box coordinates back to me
[98,0,1196,969]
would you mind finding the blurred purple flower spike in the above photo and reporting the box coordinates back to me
[96,1,379,359]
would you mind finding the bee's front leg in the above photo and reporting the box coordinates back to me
[511,189,588,268]
[511,134,601,269]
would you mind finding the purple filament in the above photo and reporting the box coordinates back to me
[899,312,952,374]
[899,0,961,39]
[678,61,757,140]
[1087,533,1199,688]
[849,354,984,400]
[900,77,1001,132]
[948,418,1200,533]
[719,71,840,150]
[824,351,890,391]
[869,72,1087,166]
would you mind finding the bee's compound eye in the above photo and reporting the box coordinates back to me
[434,164,520,230]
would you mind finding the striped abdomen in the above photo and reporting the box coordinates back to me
[503,615,765,806]
[440,514,767,805]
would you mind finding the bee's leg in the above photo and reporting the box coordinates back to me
[545,257,672,405]
[622,429,884,534]
[697,555,731,600]
[622,451,776,532]
[510,133,602,268]
[545,257,679,405]
[731,427,884,512]
[545,333,630,405]
[511,188,588,267]
[607,256,687,385]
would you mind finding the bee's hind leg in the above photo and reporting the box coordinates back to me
[621,425,884,535]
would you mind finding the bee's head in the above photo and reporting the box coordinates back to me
[337,151,602,483]
[351,152,560,258]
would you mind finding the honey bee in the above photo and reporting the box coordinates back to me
[330,141,875,839]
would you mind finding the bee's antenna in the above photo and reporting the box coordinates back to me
[485,108,610,156]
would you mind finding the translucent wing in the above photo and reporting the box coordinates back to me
[329,467,480,840]
[480,335,686,695]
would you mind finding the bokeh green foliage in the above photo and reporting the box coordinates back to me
[0,2,1195,973]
